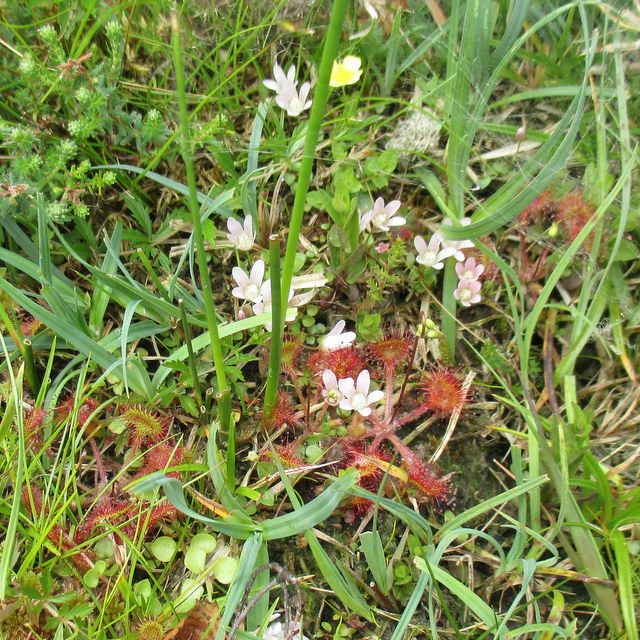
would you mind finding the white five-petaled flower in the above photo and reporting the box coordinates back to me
[263,63,312,117]
[232,260,265,302]
[321,370,344,406]
[414,233,454,269]
[338,369,384,417]
[440,217,475,261]
[252,281,295,331]
[454,279,482,307]
[455,257,484,282]
[226,215,255,251]
[320,320,356,351]
[359,197,405,232]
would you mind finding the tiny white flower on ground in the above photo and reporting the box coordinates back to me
[455,257,484,282]
[454,279,482,307]
[360,197,405,232]
[320,320,356,351]
[338,369,384,417]
[226,215,255,251]
[263,63,312,117]
[322,370,344,406]
[232,259,265,302]
[262,619,309,640]
[440,217,475,261]
[414,233,454,269]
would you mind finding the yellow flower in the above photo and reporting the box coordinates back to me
[329,56,363,87]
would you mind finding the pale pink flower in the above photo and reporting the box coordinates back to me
[321,370,344,406]
[455,257,484,282]
[263,63,312,117]
[226,215,255,250]
[231,260,265,302]
[338,370,384,417]
[414,233,454,269]
[440,217,475,261]
[375,242,390,254]
[453,279,482,307]
[252,281,295,331]
[320,320,356,351]
[359,197,405,232]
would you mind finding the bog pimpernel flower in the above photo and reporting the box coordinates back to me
[440,217,475,261]
[321,369,344,406]
[226,215,255,251]
[414,233,454,269]
[252,281,295,331]
[359,197,405,232]
[453,279,482,307]
[321,320,356,351]
[231,260,265,303]
[455,257,484,282]
[338,369,384,417]
[329,56,363,87]
[263,63,312,117]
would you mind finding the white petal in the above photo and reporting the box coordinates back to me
[339,398,354,412]
[367,390,384,404]
[232,267,249,288]
[414,235,427,254]
[329,320,345,336]
[356,369,370,396]
[263,79,279,91]
[322,369,338,389]
[338,377,355,397]
[227,217,243,235]
[384,200,402,216]
[358,406,372,416]
[387,216,406,227]
[250,260,265,285]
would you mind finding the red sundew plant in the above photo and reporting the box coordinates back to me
[265,321,473,517]
[418,367,470,417]
[554,190,596,244]
[119,404,172,450]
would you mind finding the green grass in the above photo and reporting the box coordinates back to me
[1,0,639,638]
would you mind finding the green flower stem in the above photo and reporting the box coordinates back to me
[171,11,231,435]
[263,234,282,426]
[279,0,349,320]
[442,261,457,359]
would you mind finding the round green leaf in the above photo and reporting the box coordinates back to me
[150,536,177,563]
[212,556,238,584]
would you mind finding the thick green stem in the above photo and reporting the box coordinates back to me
[263,235,282,427]
[171,10,231,434]
[279,0,350,319]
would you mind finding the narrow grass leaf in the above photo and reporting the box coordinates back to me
[260,471,357,540]
[360,531,390,593]
[415,557,498,631]
[131,472,257,539]
[92,164,234,218]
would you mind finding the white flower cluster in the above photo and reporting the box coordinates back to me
[319,322,383,417]
[414,217,484,307]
